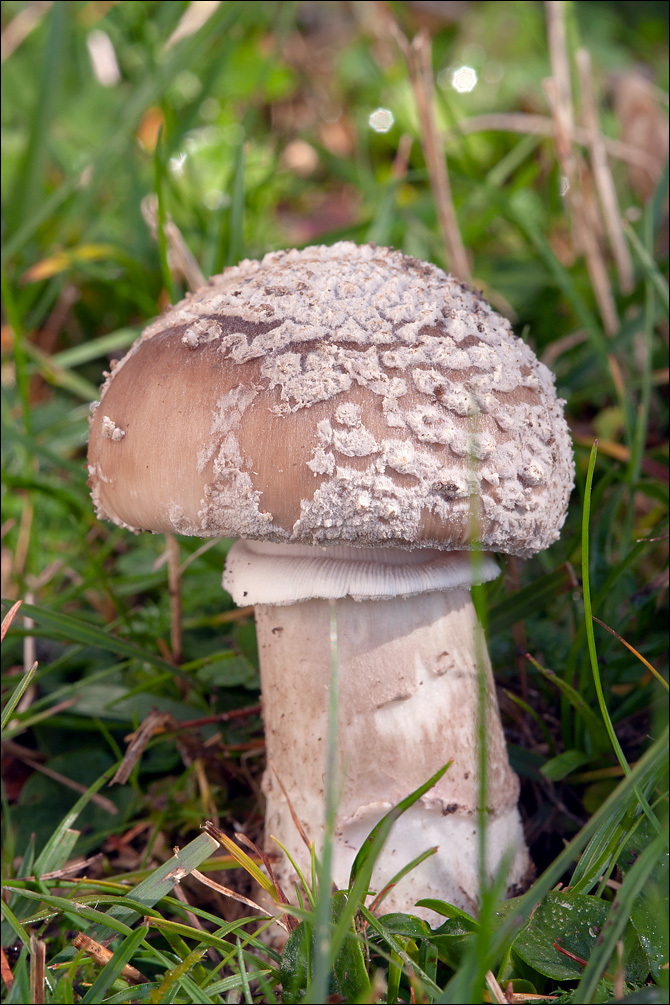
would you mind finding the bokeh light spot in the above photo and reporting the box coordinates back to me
[451,66,478,93]
[368,108,394,133]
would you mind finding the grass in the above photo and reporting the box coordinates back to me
[1,1,668,1002]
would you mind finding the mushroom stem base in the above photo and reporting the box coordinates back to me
[255,588,532,918]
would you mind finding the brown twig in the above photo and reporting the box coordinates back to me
[165,704,262,732]
[451,113,659,174]
[544,6,620,337]
[546,2,574,159]
[576,48,633,293]
[392,25,470,280]
[72,933,146,984]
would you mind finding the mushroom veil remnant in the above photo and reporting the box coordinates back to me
[88,242,574,917]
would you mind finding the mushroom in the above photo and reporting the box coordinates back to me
[87,242,574,917]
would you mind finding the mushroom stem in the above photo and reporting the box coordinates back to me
[225,543,532,916]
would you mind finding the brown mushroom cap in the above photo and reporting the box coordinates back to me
[87,242,574,557]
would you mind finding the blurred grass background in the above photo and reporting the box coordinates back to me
[1,1,668,1002]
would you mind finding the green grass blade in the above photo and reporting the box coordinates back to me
[359,905,442,997]
[227,141,246,266]
[581,442,660,833]
[525,653,607,747]
[1,662,38,731]
[5,2,66,236]
[348,761,451,890]
[0,898,31,949]
[1,1,242,263]
[33,766,117,876]
[1,264,32,436]
[623,219,669,315]
[154,130,178,305]
[7,601,181,675]
[52,329,139,369]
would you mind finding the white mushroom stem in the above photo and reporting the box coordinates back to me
[224,542,532,918]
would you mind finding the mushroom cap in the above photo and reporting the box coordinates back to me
[87,242,574,557]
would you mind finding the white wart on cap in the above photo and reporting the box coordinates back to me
[88,242,574,558]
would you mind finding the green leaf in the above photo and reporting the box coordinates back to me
[511,891,649,986]
[629,862,669,981]
[375,914,431,941]
[279,921,311,1004]
[540,748,590,781]
[415,899,479,928]
[279,894,370,1005]
[330,893,371,1003]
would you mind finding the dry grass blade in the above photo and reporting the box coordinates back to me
[576,48,633,293]
[190,868,286,928]
[0,946,13,993]
[3,740,117,814]
[164,0,222,51]
[112,710,174,785]
[21,588,36,679]
[0,1,52,63]
[392,24,470,280]
[482,994,558,1003]
[593,616,668,690]
[485,968,507,1003]
[0,599,22,641]
[29,933,46,1005]
[612,71,670,200]
[35,853,104,881]
[234,831,298,931]
[203,821,277,898]
[71,933,146,985]
[141,194,205,292]
[268,758,312,851]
